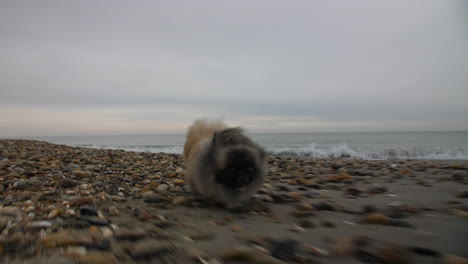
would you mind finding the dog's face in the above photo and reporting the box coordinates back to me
[214,147,260,191]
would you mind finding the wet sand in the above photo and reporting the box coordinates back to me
[0,139,467,264]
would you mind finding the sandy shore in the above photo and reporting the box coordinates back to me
[0,139,467,264]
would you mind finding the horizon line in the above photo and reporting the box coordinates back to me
[2,129,468,138]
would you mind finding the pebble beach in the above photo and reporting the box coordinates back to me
[0,139,467,264]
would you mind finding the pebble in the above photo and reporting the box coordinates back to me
[35,256,74,264]
[173,179,185,185]
[451,209,468,219]
[108,205,120,216]
[289,224,306,233]
[295,202,315,211]
[332,237,357,256]
[75,252,118,264]
[222,245,287,264]
[271,193,294,203]
[127,240,172,260]
[314,202,336,211]
[408,246,440,257]
[141,191,156,197]
[299,219,315,228]
[157,184,169,192]
[321,220,335,228]
[455,191,468,198]
[80,205,98,216]
[188,230,214,240]
[345,187,361,197]
[72,170,92,178]
[48,208,61,219]
[271,239,304,261]
[134,208,150,221]
[258,194,274,202]
[442,254,468,264]
[173,196,192,206]
[359,213,389,225]
[59,179,79,188]
[378,244,411,264]
[143,196,161,203]
[354,249,384,264]
[230,225,244,233]
[361,205,378,214]
[26,220,52,229]
[26,178,44,187]
[115,228,148,240]
[0,206,21,216]
[81,216,109,226]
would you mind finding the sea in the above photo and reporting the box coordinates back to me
[18,131,468,160]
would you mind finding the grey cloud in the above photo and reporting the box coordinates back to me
[0,0,467,136]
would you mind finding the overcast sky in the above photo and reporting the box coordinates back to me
[1,0,467,136]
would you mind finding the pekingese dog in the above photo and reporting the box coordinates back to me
[183,119,267,208]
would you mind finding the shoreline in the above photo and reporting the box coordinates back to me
[2,138,468,162]
[0,139,467,263]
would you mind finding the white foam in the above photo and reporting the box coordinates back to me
[267,143,468,160]
[74,144,184,154]
[73,142,467,160]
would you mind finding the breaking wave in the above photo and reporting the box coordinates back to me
[74,142,467,160]
[74,144,184,154]
[267,143,467,160]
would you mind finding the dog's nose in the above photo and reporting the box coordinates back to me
[237,176,248,187]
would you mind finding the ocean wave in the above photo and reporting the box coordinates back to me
[268,143,468,160]
[74,144,184,154]
[73,143,467,160]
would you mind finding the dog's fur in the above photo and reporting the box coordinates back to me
[183,119,267,207]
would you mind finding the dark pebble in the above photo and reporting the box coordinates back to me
[92,181,104,187]
[59,179,78,188]
[314,202,335,211]
[276,184,292,192]
[452,173,465,182]
[82,239,112,251]
[80,216,109,226]
[271,194,294,203]
[305,191,320,198]
[58,219,90,229]
[361,205,378,214]
[154,220,173,228]
[321,221,335,228]
[80,205,98,216]
[345,188,361,197]
[387,219,413,228]
[0,238,32,254]
[408,246,440,258]
[228,205,249,213]
[143,196,162,203]
[115,229,148,241]
[455,191,468,198]
[270,239,304,261]
[354,249,385,264]
[299,219,315,228]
